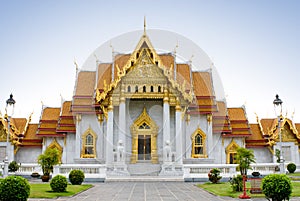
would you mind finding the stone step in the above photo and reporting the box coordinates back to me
[106,175,184,182]
[128,163,161,176]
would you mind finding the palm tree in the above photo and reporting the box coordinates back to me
[236,147,256,175]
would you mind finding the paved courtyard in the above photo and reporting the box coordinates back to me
[29,182,300,201]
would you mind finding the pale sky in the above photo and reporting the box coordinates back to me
[0,0,299,123]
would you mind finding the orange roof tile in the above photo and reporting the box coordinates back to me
[24,124,40,140]
[192,72,214,97]
[41,108,61,121]
[114,54,131,80]
[61,101,72,116]
[97,63,112,89]
[260,118,276,135]
[176,64,191,91]
[247,124,264,141]
[75,71,96,96]
[228,108,247,121]
[160,54,174,69]
[11,118,27,133]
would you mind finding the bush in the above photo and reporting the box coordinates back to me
[208,168,222,183]
[50,175,68,192]
[8,161,20,172]
[69,169,85,185]
[0,175,30,201]
[262,174,292,201]
[229,174,243,192]
[287,163,296,173]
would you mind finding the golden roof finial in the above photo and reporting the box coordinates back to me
[143,16,146,36]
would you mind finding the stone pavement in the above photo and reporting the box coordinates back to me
[28,182,300,201]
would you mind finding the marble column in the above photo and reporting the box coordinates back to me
[106,99,114,165]
[75,114,81,158]
[175,103,182,164]
[118,93,126,162]
[163,89,170,163]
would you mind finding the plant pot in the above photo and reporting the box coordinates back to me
[31,172,40,178]
[41,175,50,182]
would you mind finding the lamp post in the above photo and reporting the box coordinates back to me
[273,94,284,174]
[4,94,16,177]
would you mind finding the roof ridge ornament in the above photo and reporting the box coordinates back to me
[143,16,147,37]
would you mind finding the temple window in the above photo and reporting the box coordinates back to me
[150,53,153,59]
[131,61,134,66]
[139,122,150,129]
[225,140,239,164]
[143,86,146,92]
[150,86,154,92]
[128,86,131,92]
[155,61,158,65]
[158,86,161,93]
[85,134,94,155]
[136,52,139,58]
[191,128,207,158]
[81,127,97,158]
[135,86,138,92]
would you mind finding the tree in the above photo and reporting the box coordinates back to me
[37,148,60,176]
[236,147,256,175]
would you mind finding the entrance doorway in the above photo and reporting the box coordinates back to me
[138,135,151,160]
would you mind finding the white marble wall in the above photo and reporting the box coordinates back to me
[15,147,42,163]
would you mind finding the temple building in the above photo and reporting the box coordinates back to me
[0,27,299,178]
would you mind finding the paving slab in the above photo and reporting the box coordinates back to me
[28,182,300,201]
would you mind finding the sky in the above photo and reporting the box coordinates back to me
[0,0,299,123]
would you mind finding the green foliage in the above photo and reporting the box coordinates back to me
[229,174,243,192]
[38,148,60,175]
[50,175,68,192]
[8,160,20,172]
[262,174,292,201]
[69,169,85,185]
[0,175,30,201]
[275,149,281,163]
[236,147,256,175]
[287,163,296,173]
[208,168,222,183]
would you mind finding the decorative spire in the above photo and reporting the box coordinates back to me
[143,16,146,36]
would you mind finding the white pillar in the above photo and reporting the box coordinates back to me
[206,114,213,158]
[75,114,81,158]
[175,105,182,164]
[118,96,126,162]
[163,89,170,163]
[106,102,114,165]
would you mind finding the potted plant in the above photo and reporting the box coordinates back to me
[37,148,60,182]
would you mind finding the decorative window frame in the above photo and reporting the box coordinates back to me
[191,127,207,158]
[48,138,63,163]
[225,139,239,164]
[81,127,97,158]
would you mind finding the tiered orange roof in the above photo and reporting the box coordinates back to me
[223,108,251,137]
[176,64,191,92]
[191,71,217,114]
[21,124,42,147]
[72,71,96,114]
[57,101,75,133]
[212,101,231,134]
[36,107,62,136]
[246,124,268,147]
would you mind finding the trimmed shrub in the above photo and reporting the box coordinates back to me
[229,174,243,192]
[69,169,85,185]
[0,175,30,201]
[8,161,20,172]
[287,163,296,173]
[208,168,222,183]
[50,175,68,192]
[262,174,292,201]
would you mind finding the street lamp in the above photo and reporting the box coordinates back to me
[273,94,284,174]
[4,94,16,177]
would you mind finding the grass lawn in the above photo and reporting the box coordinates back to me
[197,181,300,198]
[29,183,93,198]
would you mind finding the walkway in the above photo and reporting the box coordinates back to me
[29,182,300,201]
